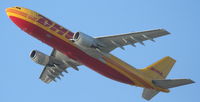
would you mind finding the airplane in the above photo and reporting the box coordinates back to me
[6,6,194,100]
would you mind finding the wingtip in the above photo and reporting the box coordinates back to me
[160,29,171,34]
[187,79,195,84]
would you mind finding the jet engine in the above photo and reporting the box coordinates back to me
[73,32,103,49]
[30,50,51,66]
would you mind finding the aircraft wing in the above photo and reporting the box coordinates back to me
[96,29,170,52]
[39,49,81,83]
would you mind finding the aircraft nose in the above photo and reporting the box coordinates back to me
[5,7,22,17]
[5,8,10,13]
[5,8,12,17]
[6,6,22,12]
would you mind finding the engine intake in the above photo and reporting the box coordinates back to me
[30,50,50,66]
[73,32,103,49]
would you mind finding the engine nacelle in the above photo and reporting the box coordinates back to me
[73,32,102,49]
[30,50,50,66]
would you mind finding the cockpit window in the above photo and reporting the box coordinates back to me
[15,7,21,10]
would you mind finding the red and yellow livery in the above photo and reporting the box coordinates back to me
[6,6,194,100]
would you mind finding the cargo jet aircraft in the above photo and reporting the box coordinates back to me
[6,6,194,100]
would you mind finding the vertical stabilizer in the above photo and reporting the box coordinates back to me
[140,56,176,79]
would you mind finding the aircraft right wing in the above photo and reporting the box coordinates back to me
[39,49,81,83]
[96,29,170,52]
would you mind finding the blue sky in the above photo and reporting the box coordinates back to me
[0,0,199,102]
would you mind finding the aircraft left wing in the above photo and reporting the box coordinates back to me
[96,29,170,52]
[39,49,81,83]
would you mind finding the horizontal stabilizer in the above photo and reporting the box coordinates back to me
[142,88,160,101]
[152,79,195,89]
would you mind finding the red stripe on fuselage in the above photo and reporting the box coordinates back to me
[9,16,133,85]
